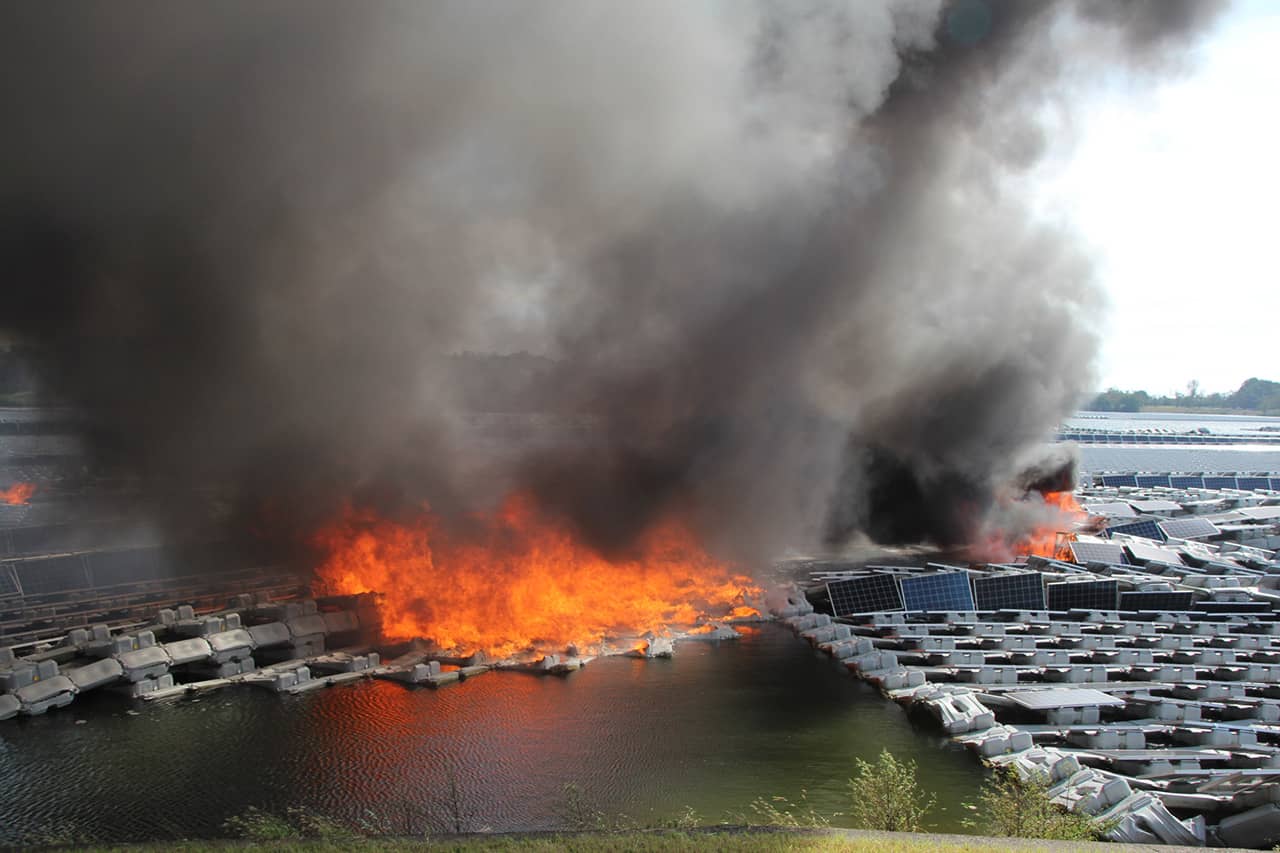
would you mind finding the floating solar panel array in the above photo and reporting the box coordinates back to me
[1046,579,1119,611]
[1237,477,1272,491]
[1105,520,1166,542]
[1118,590,1195,611]
[1136,475,1172,488]
[899,572,975,613]
[1204,476,1237,490]
[1159,517,1220,540]
[971,572,1045,611]
[826,575,903,617]
[1067,541,1128,565]
[1170,476,1204,489]
[1102,474,1138,488]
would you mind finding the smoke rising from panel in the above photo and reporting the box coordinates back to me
[0,1,1225,561]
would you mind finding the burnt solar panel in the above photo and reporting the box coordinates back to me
[1118,590,1194,611]
[1047,579,1119,611]
[1102,474,1138,488]
[1136,475,1172,488]
[1170,476,1204,489]
[14,555,90,596]
[1204,476,1237,490]
[1105,520,1166,542]
[971,572,1045,611]
[0,566,17,597]
[826,575,903,616]
[1159,517,1220,540]
[899,572,974,612]
[1067,541,1128,565]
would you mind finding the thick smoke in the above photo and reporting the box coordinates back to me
[0,1,1224,563]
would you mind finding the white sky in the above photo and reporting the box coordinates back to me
[1043,0,1280,397]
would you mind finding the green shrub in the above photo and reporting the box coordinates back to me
[847,750,934,832]
[740,790,832,828]
[221,805,356,841]
[968,768,1109,841]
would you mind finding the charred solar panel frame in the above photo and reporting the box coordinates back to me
[1068,541,1128,565]
[1204,476,1238,490]
[1106,520,1166,542]
[1159,517,1220,540]
[1119,590,1195,611]
[971,572,1045,611]
[1102,474,1138,488]
[899,572,974,613]
[1170,476,1204,489]
[826,575,903,616]
[1047,579,1119,611]
[1136,475,1172,488]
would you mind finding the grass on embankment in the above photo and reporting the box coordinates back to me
[78,831,1091,853]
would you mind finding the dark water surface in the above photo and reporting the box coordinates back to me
[0,625,985,843]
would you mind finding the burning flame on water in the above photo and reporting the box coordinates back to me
[312,493,761,658]
[1,483,35,505]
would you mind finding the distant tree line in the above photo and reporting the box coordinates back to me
[1087,377,1280,415]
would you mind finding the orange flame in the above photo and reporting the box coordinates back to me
[1013,490,1086,560]
[967,490,1088,562]
[1,483,35,505]
[311,493,761,658]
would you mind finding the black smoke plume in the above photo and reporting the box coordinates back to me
[0,1,1225,563]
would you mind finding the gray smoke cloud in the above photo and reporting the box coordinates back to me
[0,1,1226,565]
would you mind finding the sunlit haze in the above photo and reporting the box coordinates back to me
[1046,0,1279,397]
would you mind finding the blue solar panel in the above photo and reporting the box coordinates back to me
[1136,475,1171,488]
[1170,476,1204,489]
[1270,478,1280,491]
[826,575,904,616]
[899,572,975,613]
[1102,475,1138,488]
[1106,520,1167,542]
[1238,477,1271,491]
[1204,476,1237,490]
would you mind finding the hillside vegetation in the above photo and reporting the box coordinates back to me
[1087,377,1280,415]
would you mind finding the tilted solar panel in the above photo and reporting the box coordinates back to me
[1046,579,1119,611]
[1204,476,1237,490]
[1270,478,1280,491]
[1136,475,1172,488]
[899,572,975,613]
[1068,541,1128,565]
[826,575,903,617]
[1118,590,1194,611]
[1159,517,1220,540]
[1237,477,1271,492]
[1102,475,1138,488]
[1105,520,1166,542]
[971,572,1045,611]
[1170,476,1204,489]
[1124,541,1184,565]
